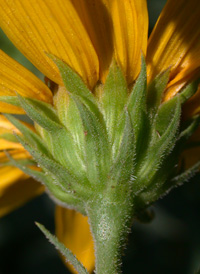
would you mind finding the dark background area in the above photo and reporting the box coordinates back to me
[1,0,200,273]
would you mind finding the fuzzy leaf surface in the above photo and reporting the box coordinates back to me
[17,95,62,132]
[71,95,111,185]
[147,69,170,119]
[36,223,89,274]
[137,96,181,185]
[5,114,50,156]
[0,96,21,107]
[102,61,128,143]
[109,111,135,186]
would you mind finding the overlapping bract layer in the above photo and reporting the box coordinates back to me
[0,0,200,272]
[4,57,199,224]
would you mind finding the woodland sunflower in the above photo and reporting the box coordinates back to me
[0,0,200,273]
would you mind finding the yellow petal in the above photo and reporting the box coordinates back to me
[0,139,23,150]
[106,0,148,84]
[0,114,20,133]
[0,0,99,89]
[0,150,30,162]
[0,50,52,113]
[71,0,113,82]
[55,207,95,274]
[0,101,23,114]
[147,0,200,99]
[0,165,44,217]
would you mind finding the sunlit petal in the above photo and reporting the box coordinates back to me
[0,0,99,88]
[71,0,113,82]
[106,0,148,83]
[147,0,200,100]
[0,50,52,113]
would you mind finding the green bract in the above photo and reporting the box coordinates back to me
[2,57,200,274]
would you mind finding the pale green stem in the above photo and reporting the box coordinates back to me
[87,193,134,274]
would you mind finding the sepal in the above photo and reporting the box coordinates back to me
[136,96,181,189]
[5,151,86,214]
[179,79,200,104]
[17,94,62,131]
[70,95,111,184]
[147,69,170,119]
[127,56,150,164]
[127,55,147,140]
[109,111,135,186]
[0,96,21,107]
[0,132,18,143]
[178,115,200,146]
[14,133,91,198]
[36,222,89,274]
[48,53,96,105]
[5,114,50,156]
[101,60,128,143]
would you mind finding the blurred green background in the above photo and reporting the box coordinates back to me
[1,0,200,273]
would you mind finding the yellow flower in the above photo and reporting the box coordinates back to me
[0,0,200,273]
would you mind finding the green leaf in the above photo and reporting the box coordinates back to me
[127,55,147,136]
[0,132,18,143]
[140,159,200,209]
[36,223,89,274]
[15,134,88,194]
[17,94,62,132]
[15,96,86,176]
[5,151,49,184]
[54,89,85,159]
[102,61,128,142]
[109,111,135,185]
[5,114,51,156]
[127,56,150,163]
[0,158,36,167]
[152,96,181,156]
[50,54,105,132]
[0,96,21,107]
[71,95,111,184]
[155,96,180,137]
[137,96,181,185]
[179,79,200,104]
[48,54,95,104]
[5,151,85,211]
[178,115,200,143]
[33,114,89,186]
[147,68,170,119]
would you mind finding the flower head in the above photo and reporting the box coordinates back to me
[0,0,200,273]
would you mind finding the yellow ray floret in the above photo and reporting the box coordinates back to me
[71,0,113,82]
[0,0,99,89]
[56,207,95,274]
[105,0,148,84]
[0,50,53,113]
[147,0,200,100]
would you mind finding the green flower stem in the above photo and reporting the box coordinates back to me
[87,191,134,274]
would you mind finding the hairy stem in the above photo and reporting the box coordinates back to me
[87,193,134,274]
